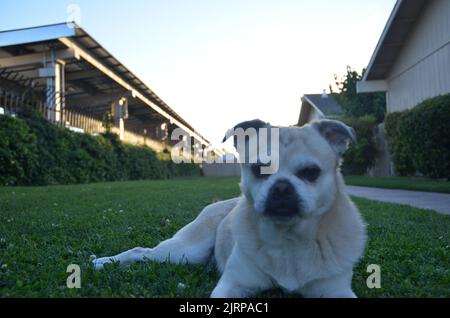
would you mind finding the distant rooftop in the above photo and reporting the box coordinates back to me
[302,93,343,117]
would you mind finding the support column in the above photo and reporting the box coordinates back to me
[45,50,55,122]
[43,48,65,124]
[111,96,128,141]
[118,117,125,141]
[59,60,66,124]
[54,60,65,124]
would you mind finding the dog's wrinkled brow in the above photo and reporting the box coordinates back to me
[291,157,322,171]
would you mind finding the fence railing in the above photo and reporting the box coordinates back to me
[0,88,165,150]
[0,88,26,116]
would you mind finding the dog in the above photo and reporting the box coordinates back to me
[93,119,367,298]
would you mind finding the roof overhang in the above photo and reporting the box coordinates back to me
[0,23,77,47]
[359,0,428,88]
[357,80,388,93]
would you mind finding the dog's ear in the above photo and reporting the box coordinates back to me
[312,119,356,156]
[222,119,270,147]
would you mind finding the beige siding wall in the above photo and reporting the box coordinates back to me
[202,163,241,177]
[387,0,450,112]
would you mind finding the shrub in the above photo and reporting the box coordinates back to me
[385,94,450,179]
[158,152,201,178]
[0,110,201,186]
[384,112,415,176]
[123,144,168,180]
[338,115,379,175]
[0,116,38,185]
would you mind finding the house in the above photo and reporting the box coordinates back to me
[357,0,450,175]
[357,0,450,113]
[297,91,343,126]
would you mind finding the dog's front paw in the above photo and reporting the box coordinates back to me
[211,283,249,298]
[92,256,116,270]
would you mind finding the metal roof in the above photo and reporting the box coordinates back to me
[362,0,428,81]
[0,22,211,146]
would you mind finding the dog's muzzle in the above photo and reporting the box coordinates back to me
[264,179,300,218]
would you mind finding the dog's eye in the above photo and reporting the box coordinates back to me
[296,165,321,182]
[251,163,270,178]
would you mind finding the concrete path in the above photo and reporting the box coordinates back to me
[346,186,450,215]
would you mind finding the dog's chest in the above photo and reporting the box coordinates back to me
[256,240,324,291]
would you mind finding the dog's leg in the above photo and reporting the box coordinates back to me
[299,271,357,298]
[92,234,216,270]
[210,246,273,298]
[93,198,239,270]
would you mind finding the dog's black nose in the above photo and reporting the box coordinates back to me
[264,180,300,218]
[272,180,294,197]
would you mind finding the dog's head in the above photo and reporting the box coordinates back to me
[224,119,356,221]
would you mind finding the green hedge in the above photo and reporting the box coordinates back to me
[0,110,200,186]
[0,115,38,185]
[385,94,450,179]
[384,112,416,176]
[339,115,379,175]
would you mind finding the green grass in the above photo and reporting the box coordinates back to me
[344,175,450,193]
[0,177,449,297]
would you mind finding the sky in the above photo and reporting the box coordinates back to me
[0,0,396,146]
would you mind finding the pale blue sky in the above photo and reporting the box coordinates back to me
[0,0,396,144]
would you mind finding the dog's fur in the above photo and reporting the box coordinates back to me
[93,119,367,298]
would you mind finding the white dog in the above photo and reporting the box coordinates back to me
[93,119,367,298]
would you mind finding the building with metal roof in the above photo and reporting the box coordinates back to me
[0,22,215,154]
[297,91,343,126]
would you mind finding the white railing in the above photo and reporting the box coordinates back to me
[0,88,166,150]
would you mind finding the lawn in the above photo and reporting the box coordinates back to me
[344,175,450,194]
[0,177,449,297]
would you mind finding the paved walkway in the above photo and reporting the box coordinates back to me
[346,186,450,215]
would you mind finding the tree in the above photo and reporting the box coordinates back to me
[334,66,386,123]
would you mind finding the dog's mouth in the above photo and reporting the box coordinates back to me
[263,204,301,219]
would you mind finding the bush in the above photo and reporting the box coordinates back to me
[123,144,168,180]
[385,94,450,179]
[157,152,201,177]
[0,116,38,185]
[0,110,201,186]
[338,115,379,175]
[384,112,415,176]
